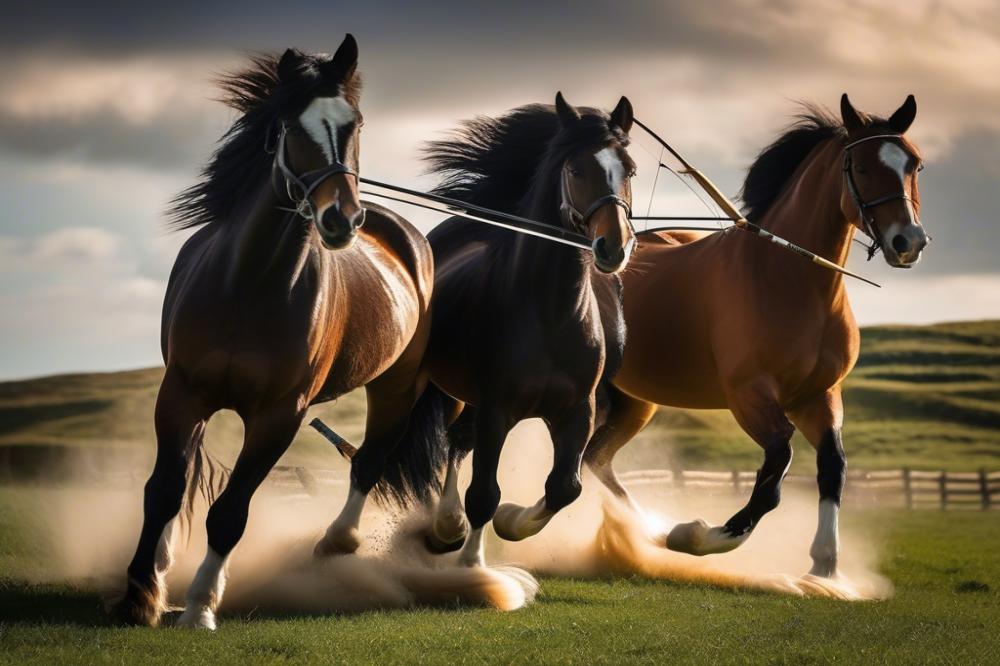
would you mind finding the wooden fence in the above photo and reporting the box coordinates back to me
[267,466,999,510]
[616,468,998,510]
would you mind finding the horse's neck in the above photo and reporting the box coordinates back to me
[222,184,316,293]
[509,206,592,318]
[754,139,856,296]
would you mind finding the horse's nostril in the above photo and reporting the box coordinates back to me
[892,234,910,254]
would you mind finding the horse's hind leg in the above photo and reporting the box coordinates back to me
[666,381,793,556]
[114,368,209,627]
[789,388,846,577]
[314,355,426,557]
[583,387,658,514]
[493,399,594,542]
[426,407,474,553]
[457,406,512,567]
[176,400,303,630]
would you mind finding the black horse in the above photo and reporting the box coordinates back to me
[377,94,637,566]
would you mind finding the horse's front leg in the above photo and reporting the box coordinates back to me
[789,388,846,577]
[314,354,426,557]
[666,380,794,555]
[176,398,304,630]
[492,398,594,542]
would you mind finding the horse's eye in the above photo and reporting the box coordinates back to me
[569,168,583,178]
[917,162,925,172]
[854,164,867,175]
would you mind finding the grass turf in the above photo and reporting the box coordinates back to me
[0,509,997,665]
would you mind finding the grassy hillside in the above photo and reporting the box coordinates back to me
[0,321,998,476]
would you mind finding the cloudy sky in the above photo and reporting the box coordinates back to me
[1,1,998,380]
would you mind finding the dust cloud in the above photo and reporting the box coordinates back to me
[18,416,889,624]
[491,420,892,600]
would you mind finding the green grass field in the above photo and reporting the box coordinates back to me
[0,501,997,665]
[1,320,998,663]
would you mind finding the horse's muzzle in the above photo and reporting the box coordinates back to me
[318,207,366,250]
[592,235,633,274]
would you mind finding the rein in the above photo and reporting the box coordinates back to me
[631,118,882,288]
[358,178,594,251]
[270,124,594,249]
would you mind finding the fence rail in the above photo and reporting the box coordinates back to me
[614,467,998,511]
[262,465,997,510]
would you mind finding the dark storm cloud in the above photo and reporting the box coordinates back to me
[916,128,1000,275]
[0,107,218,170]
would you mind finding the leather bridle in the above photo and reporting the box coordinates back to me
[842,133,921,260]
[270,124,360,224]
[559,163,636,262]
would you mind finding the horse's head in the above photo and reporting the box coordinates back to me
[272,35,365,250]
[840,94,928,268]
[554,92,637,274]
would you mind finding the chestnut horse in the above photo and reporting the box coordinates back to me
[114,37,433,628]
[585,94,928,578]
[376,94,637,566]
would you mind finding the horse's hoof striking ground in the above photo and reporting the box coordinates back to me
[665,519,748,555]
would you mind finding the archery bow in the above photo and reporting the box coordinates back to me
[633,118,881,288]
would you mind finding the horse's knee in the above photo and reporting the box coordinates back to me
[464,481,500,529]
[544,471,582,513]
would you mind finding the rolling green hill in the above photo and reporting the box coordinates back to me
[1,320,997,477]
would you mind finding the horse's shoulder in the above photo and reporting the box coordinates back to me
[359,201,433,292]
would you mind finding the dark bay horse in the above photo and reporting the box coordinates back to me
[376,94,637,567]
[585,94,928,578]
[114,37,433,628]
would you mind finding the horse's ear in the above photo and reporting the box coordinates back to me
[840,93,867,133]
[888,94,917,134]
[277,48,301,83]
[555,91,581,126]
[609,96,634,134]
[326,33,359,79]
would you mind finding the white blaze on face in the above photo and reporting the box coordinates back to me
[594,146,625,192]
[298,96,356,164]
[878,142,917,229]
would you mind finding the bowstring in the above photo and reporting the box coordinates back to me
[634,138,726,229]
[643,146,663,233]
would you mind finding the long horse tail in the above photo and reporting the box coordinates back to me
[178,431,230,541]
[373,383,452,507]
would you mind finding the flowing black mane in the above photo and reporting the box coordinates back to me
[168,51,361,230]
[739,104,896,222]
[423,104,629,225]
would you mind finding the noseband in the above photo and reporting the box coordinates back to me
[559,165,634,233]
[842,133,920,260]
[270,125,359,222]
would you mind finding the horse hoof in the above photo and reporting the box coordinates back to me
[808,558,838,578]
[424,529,466,554]
[666,520,746,555]
[313,527,361,558]
[110,580,164,627]
[175,606,216,630]
[492,502,552,542]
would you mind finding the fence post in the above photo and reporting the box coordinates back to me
[673,464,685,491]
[732,469,741,495]
[902,467,913,509]
[939,471,947,511]
[294,466,319,497]
[981,468,991,511]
